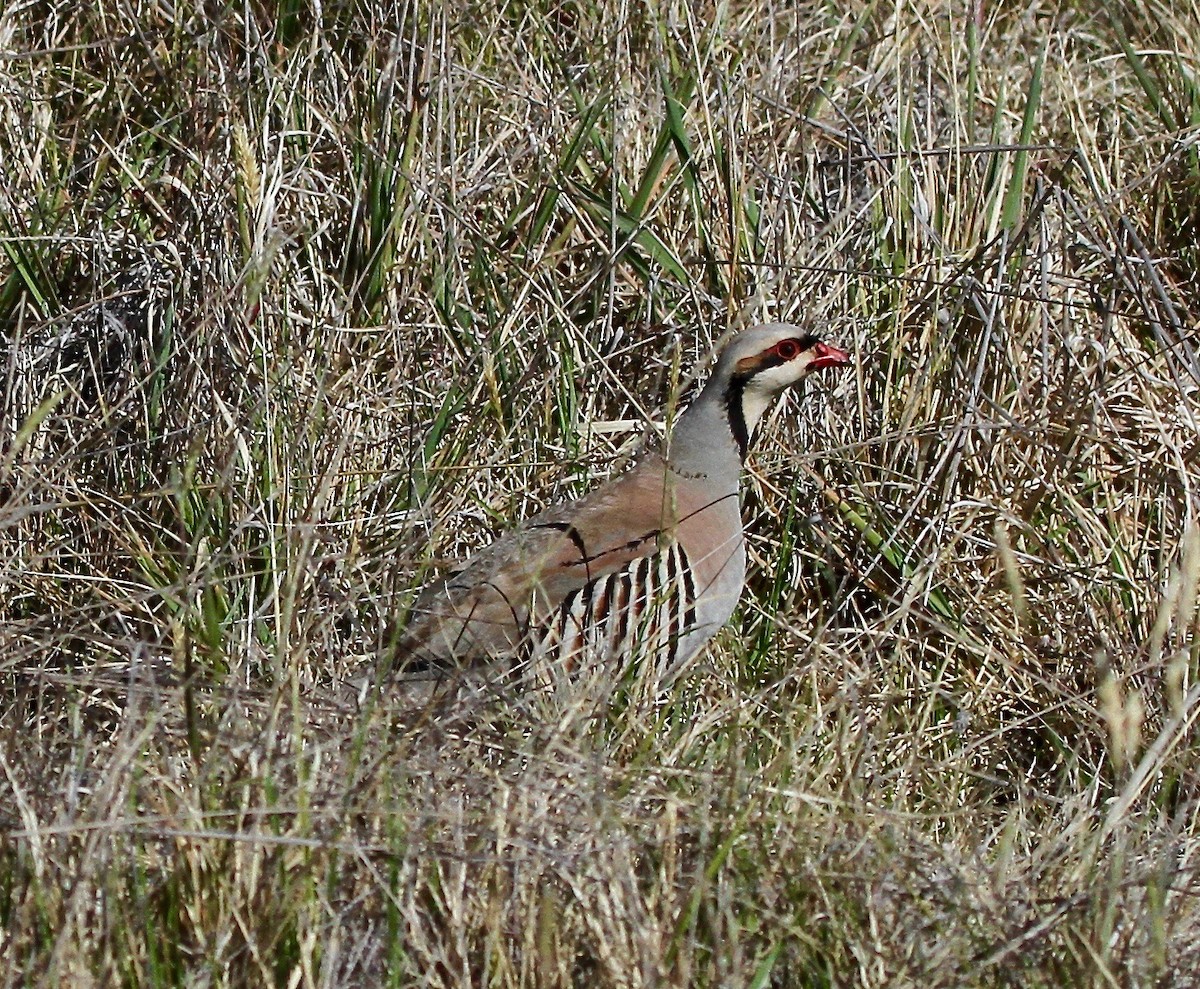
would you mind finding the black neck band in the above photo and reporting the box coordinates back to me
[722,375,750,462]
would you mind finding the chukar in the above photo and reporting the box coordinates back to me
[390,323,850,689]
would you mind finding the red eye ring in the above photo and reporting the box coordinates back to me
[774,339,801,360]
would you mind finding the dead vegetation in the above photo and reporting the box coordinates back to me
[4,1,1200,985]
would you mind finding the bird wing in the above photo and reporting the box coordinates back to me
[394,455,679,671]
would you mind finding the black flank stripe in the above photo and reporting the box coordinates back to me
[663,543,678,603]
[630,557,651,632]
[581,579,601,656]
[679,542,697,631]
[664,546,683,667]
[613,572,633,652]
[663,544,680,647]
[600,574,620,652]
[577,577,596,614]
[557,587,580,639]
[557,588,582,665]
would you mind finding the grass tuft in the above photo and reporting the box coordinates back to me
[5,1,1200,986]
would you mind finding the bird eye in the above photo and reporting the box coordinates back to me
[773,339,802,360]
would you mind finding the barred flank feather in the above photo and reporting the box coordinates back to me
[529,540,698,687]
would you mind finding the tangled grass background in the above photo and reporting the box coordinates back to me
[4,2,1200,985]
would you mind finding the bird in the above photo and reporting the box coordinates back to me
[387,323,850,697]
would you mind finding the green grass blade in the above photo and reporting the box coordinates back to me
[523,96,609,247]
[1,392,63,474]
[1105,4,1177,131]
[834,496,957,623]
[1000,43,1045,231]
[568,179,689,283]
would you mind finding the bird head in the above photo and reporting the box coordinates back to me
[716,323,851,396]
[712,323,850,456]
[665,322,851,473]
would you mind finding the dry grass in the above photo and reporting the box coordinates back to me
[4,0,1200,985]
